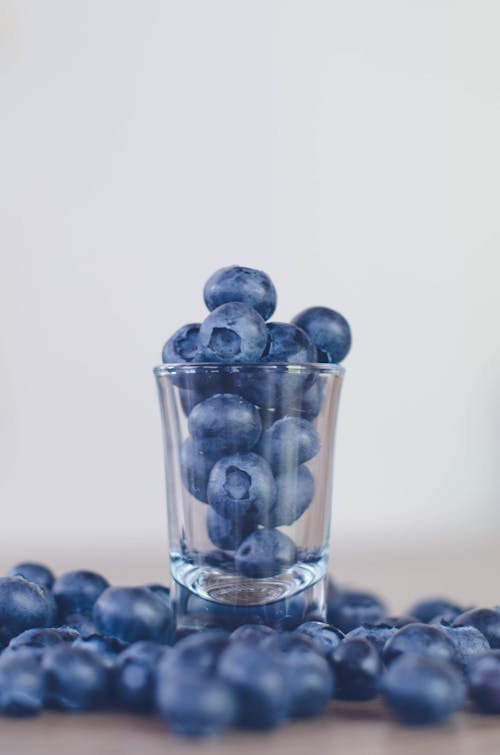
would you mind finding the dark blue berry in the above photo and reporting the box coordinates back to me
[259,416,320,474]
[408,597,464,624]
[0,577,53,647]
[217,642,288,729]
[295,621,344,655]
[230,624,277,646]
[435,622,490,671]
[381,653,466,724]
[52,570,109,616]
[6,562,54,590]
[72,634,127,668]
[330,638,382,700]
[188,393,262,457]
[207,507,256,550]
[235,528,297,578]
[292,306,351,363]
[116,641,168,711]
[199,302,268,363]
[207,452,276,523]
[145,584,171,605]
[453,608,500,649]
[0,653,45,716]
[327,589,387,633]
[60,613,96,638]
[164,629,229,676]
[203,266,277,321]
[8,627,79,656]
[156,674,238,737]
[345,624,399,655]
[262,466,315,527]
[92,587,175,645]
[383,623,460,666]
[180,438,219,502]
[261,322,317,363]
[42,645,110,710]
[162,323,201,364]
[468,651,500,714]
[300,379,325,420]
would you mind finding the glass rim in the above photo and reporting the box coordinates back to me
[153,361,345,378]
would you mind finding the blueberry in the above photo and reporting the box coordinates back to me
[207,452,276,523]
[434,622,490,671]
[60,613,96,638]
[259,416,320,474]
[198,302,268,363]
[42,645,110,710]
[230,624,277,646]
[300,379,325,420]
[162,629,229,676]
[6,562,54,590]
[145,584,171,605]
[408,597,464,624]
[203,266,277,321]
[261,322,317,363]
[345,624,399,655]
[330,638,382,700]
[217,642,288,729]
[116,641,168,711]
[0,577,53,647]
[468,651,500,714]
[93,587,175,645]
[207,507,256,550]
[7,627,79,656]
[453,608,500,649]
[263,633,334,717]
[180,438,219,502]
[73,634,127,668]
[156,674,238,737]
[188,393,262,456]
[235,528,297,578]
[383,623,460,666]
[0,653,45,716]
[52,570,109,616]
[327,590,387,633]
[161,323,201,364]
[262,466,315,527]
[295,621,344,655]
[292,306,351,363]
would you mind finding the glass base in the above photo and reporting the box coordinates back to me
[171,553,328,632]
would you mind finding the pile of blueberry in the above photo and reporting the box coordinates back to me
[1,562,499,737]
[161,265,351,574]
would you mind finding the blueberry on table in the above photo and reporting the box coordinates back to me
[217,643,288,729]
[294,621,344,655]
[259,416,320,473]
[60,612,96,638]
[407,597,464,624]
[42,645,110,711]
[203,265,277,321]
[327,589,387,633]
[180,438,219,503]
[435,622,490,671]
[453,608,500,649]
[92,587,175,645]
[73,634,128,669]
[235,528,297,578]
[0,577,54,647]
[263,465,315,527]
[292,306,351,363]
[198,302,268,363]
[52,570,109,616]
[330,638,382,701]
[7,627,79,656]
[261,322,317,363]
[230,623,277,646]
[188,393,262,456]
[383,623,460,667]
[156,674,238,737]
[207,452,276,523]
[207,507,257,550]
[344,624,399,655]
[467,651,500,714]
[161,323,201,364]
[162,629,229,676]
[116,641,168,712]
[0,653,45,716]
[6,562,54,590]
[145,584,171,604]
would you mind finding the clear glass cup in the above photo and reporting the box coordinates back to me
[154,362,344,631]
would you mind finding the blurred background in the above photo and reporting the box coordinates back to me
[1,1,499,604]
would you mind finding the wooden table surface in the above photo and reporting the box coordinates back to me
[0,542,498,755]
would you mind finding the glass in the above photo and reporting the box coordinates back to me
[154,362,344,631]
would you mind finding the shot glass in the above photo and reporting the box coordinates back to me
[154,362,343,631]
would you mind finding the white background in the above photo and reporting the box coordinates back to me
[1,1,499,561]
